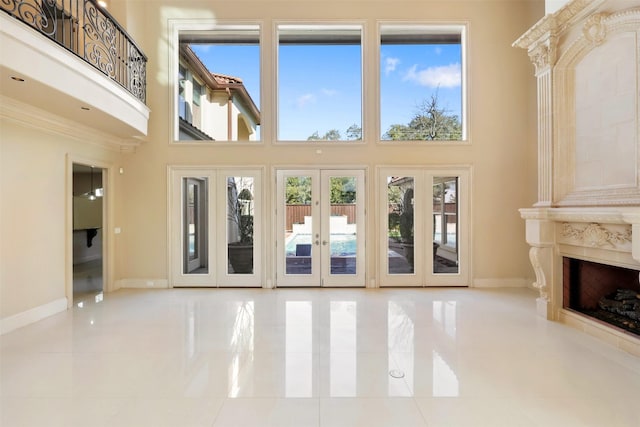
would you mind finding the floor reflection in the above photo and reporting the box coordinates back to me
[330,301,356,396]
[285,301,313,397]
[5,288,636,426]
[388,301,415,396]
[433,349,459,397]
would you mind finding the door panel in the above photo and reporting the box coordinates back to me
[218,171,262,286]
[433,177,459,275]
[278,170,320,286]
[321,171,365,287]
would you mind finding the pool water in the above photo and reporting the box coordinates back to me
[285,234,357,256]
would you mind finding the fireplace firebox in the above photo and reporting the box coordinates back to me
[564,258,640,337]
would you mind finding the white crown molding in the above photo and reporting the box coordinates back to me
[0,95,142,153]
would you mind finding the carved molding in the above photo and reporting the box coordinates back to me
[529,38,558,74]
[583,12,610,45]
[561,222,632,248]
[512,0,604,50]
[529,247,549,301]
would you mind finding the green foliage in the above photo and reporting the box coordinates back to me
[307,124,362,141]
[239,215,253,244]
[307,129,341,141]
[286,177,312,204]
[330,177,356,204]
[398,188,414,243]
[346,124,362,140]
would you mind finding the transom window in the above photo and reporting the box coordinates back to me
[277,24,363,142]
[379,24,465,141]
[177,25,261,142]
[172,21,467,144]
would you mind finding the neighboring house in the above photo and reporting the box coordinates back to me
[178,44,260,141]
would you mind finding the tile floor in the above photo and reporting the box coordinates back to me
[1,287,639,427]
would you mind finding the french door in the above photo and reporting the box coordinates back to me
[378,167,469,287]
[170,167,263,287]
[276,169,365,287]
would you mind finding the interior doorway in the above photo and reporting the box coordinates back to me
[72,164,104,301]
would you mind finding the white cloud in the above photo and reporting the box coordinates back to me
[403,63,461,88]
[321,88,338,97]
[385,57,400,75]
[296,93,316,108]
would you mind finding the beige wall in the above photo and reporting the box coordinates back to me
[0,119,121,320]
[0,0,543,325]
[117,0,542,283]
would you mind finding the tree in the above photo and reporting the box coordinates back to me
[306,124,362,141]
[330,177,356,204]
[307,129,341,141]
[383,90,462,141]
[286,177,312,204]
[346,124,362,140]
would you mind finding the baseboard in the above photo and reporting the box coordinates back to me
[115,279,169,289]
[473,278,529,288]
[1,297,68,335]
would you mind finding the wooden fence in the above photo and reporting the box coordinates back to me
[286,204,356,231]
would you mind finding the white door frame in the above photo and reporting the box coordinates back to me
[168,166,263,287]
[169,167,216,287]
[377,166,471,287]
[66,155,112,307]
[275,168,366,287]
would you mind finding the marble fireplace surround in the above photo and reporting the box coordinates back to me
[515,0,640,356]
[520,208,640,354]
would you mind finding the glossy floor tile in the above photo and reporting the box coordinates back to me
[1,287,639,426]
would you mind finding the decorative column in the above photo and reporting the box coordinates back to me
[513,15,559,318]
[513,21,557,207]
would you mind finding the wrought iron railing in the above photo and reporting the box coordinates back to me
[1,0,146,103]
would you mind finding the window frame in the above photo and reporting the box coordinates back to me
[274,21,366,145]
[169,19,263,145]
[376,22,468,144]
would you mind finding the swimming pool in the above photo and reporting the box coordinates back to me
[285,234,357,257]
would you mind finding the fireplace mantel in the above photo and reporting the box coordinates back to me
[515,0,640,355]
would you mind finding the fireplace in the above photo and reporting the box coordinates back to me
[563,258,640,337]
[515,0,640,355]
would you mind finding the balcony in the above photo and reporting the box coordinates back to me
[0,0,150,145]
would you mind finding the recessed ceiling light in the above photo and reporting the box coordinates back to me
[10,76,25,82]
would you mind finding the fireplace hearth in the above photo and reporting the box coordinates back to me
[564,258,640,337]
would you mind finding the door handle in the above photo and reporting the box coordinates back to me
[322,240,328,246]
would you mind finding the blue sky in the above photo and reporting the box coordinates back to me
[191,41,461,140]
[381,43,462,137]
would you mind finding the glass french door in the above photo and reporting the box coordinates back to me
[276,169,365,287]
[378,167,469,287]
[170,167,262,287]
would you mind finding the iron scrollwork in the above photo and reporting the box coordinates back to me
[1,0,146,103]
